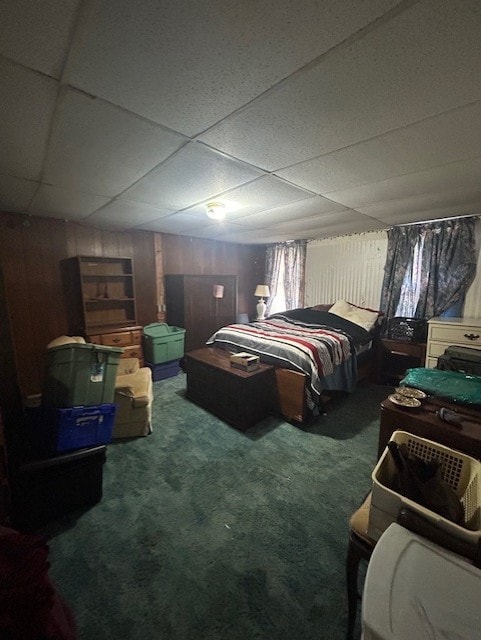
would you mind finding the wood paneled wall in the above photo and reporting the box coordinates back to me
[161,233,266,318]
[0,212,265,398]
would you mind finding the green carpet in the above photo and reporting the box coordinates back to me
[45,374,391,640]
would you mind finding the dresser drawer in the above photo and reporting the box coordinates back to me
[89,327,143,347]
[122,344,144,363]
[429,324,481,347]
[102,331,133,347]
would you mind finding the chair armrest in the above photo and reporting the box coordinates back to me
[117,358,140,376]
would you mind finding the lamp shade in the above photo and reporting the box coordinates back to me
[255,285,270,298]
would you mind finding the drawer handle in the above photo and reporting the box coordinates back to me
[464,333,480,341]
[113,337,121,343]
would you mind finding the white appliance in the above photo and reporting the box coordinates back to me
[362,523,481,639]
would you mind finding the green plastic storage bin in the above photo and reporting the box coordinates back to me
[42,343,123,408]
[142,323,186,364]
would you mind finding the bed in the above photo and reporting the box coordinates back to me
[206,301,381,423]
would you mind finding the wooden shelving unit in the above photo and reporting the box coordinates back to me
[71,256,138,335]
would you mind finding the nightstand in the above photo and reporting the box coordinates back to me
[378,339,426,384]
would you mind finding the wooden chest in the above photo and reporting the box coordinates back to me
[184,348,274,431]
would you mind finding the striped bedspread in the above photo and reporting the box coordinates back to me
[206,313,363,400]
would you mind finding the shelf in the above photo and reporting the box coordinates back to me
[85,298,135,303]
[70,255,138,334]
[81,274,134,278]
[88,319,137,328]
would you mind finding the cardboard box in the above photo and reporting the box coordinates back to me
[230,352,260,372]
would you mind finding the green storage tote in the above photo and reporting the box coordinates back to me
[142,323,186,364]
[42,343,123,408]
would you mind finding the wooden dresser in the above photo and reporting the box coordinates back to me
[425,316,481,368]
[88,325,144,366]
[379,396,481,460]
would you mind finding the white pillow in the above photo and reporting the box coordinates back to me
[328,300,353,317]
[328,300,378,332]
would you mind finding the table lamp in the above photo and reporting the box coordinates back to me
[255,285,270,320]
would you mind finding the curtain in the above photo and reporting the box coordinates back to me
[416,217,477,317]
[265,240,307,316]
[380,217,477,322]
[380,225,419,320]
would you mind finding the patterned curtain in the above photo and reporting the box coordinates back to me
[380,217,477,322]
[265,240,307,315]
[380,225,419,320]
[416,217,477,317]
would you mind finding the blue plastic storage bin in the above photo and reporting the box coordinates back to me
[27,403,117,454]
[146,359,180,381]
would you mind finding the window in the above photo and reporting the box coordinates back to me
[395,234,425,317]
[269,259,286,315]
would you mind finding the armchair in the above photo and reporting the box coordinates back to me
[113,358,153,438]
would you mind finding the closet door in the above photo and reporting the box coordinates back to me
[165,275,237,352]
[184,276,237,351]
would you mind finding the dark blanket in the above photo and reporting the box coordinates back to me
[270,309,373,347]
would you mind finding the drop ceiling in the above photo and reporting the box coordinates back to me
[1,0,481,244]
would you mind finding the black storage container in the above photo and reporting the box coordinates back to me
[437,346,481,375]
[387,317,427,343]
[10,445,106,531]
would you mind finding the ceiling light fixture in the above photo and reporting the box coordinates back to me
[206,201,226,221]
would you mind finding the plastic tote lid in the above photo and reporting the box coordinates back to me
[142,323,171,337]
[46,341,123,354]
[362,523,481,639]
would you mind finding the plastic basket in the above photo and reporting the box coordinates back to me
[145,359,180,381]
[368,430,481,544]
[42,342,123,407]
[26,403,116,454]
[142,323,185,364]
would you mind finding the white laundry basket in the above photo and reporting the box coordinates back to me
[368,430,481,544]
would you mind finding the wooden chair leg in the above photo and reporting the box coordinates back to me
[346,532,374,640]
[346,536,361,640]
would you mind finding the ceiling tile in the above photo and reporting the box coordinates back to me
[180,176,313,221]
[199,0,481,170]
[234,196,346,227]
[123,143,263,209]
[85,200,174,228]
[28,184,110,219]
[0,174,38,212]
[356,188,481,224]
[326,157,481,208]
[276,100,481,193]
[219,229,295,244]
[0,0,80,77]
[0,59,58,180]
[185,221,253,241]
[277,217,386,240]
[136,213,205,234]
[44,88,186,197]
[63,0,399,136]
[270,209,378,232]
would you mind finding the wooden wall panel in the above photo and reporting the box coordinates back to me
[132,230,157,326]
[0,213,156,396]
[162,233,265,319]
[0,213,266,397]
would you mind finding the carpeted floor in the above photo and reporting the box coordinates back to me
[45,374,391,640]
